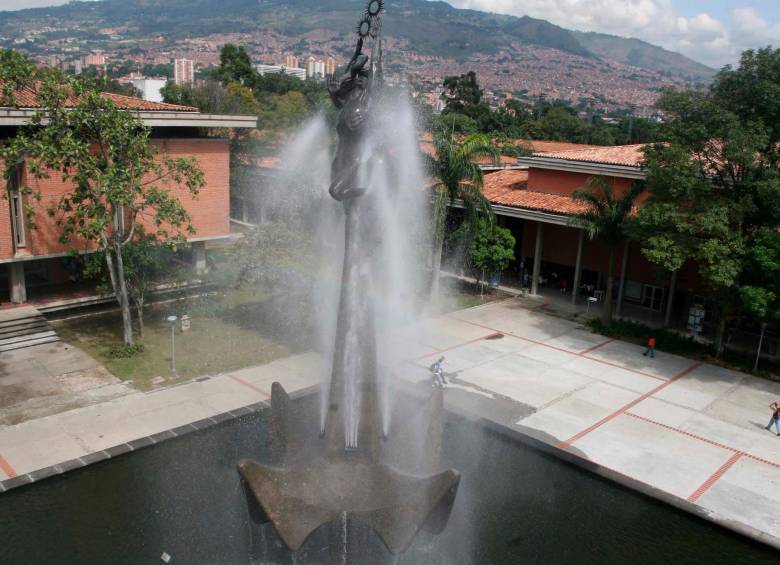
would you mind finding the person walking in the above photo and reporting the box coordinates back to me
[643,336,656,358]
[767,402,780,436]
[429,356,447,387]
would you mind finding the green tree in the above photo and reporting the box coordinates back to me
[469,218,515,278]
[85,229,184,338]
[428,132,499,300]
[0,49,37,105]
[441,71,484,115]
[4,75,205,346]
[635,48,780,355]
[213,44,255,86]
[571,176,643,322]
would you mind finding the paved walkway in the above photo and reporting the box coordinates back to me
[0,341,130,426]
[400,299,780,547]
[0,298,778,548]
[0,352,320,484]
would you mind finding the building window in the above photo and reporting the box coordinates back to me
[641,284,664,312]
[9,168,25,249]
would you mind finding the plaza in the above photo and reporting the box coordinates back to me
[1,298,779,549]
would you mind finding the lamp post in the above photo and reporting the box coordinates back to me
[167,315,178,376]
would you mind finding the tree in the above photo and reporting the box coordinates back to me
[85,229,184,338]
[469,218,515,279]
[441,71,484,115]
[427,131,499,300]
[213,44,255,86]
[4,74,205,346]
[635,49,780,356]
[571,176,643,323]
[0,49,37,105]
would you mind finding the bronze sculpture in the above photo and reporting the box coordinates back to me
[238,1,461,556]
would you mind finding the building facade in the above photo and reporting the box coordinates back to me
[0,90,256,305]
[174,58,194,85]
[474,143,709,332]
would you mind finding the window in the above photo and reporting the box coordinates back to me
[8,167,25,249]
[641,284,664,312]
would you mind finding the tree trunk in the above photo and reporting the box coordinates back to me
[135,297,145,339]
[602,246,615,323]
[113,240,134,347]
[714,313,727,359]
[754,322,767,373]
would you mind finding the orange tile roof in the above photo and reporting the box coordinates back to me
[481,169,588,215]
[534,144,648,167]
[1,82,198,112]
[516,139,598,153]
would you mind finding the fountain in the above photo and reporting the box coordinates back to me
[237,0,461,557]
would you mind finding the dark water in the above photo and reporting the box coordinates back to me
[0,397,777,565]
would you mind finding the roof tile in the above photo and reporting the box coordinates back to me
[534,144,648,167]
[481,169,588,215]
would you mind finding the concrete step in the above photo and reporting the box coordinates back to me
[0,318,50,333]
[0,329,58,346]
[0,335,60,352]
[0,313,47,327]
[0,324,52,340]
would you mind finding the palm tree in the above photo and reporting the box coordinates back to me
[571,176,644,322]
[428,132,499,300]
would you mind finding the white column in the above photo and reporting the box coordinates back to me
[9,262,26,304]
[616,240,630,317]
[192,241,207,275]
[571,229,584,305]
[664,269,678,327]
[531,222,544,296]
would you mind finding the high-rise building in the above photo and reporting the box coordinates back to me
[326,56,337,77]
[81,54,106,67]
[256,64,306,81]
[130,78,167,103]
[283,53,299,69]
[174,59,194,85]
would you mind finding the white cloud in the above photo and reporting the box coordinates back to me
[442,0,778,68]
[0,0,71,10]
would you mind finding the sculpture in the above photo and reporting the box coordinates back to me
[238,1,460,556]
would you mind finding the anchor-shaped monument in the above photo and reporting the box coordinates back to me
[238,0,461,557]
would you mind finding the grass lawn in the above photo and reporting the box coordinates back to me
[54,289,299,390]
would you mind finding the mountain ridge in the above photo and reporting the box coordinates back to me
[0,0,714,82]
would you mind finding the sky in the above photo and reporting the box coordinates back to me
[2,0,780,68]
[443,0,780,67]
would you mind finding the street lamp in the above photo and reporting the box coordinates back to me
[167,315,178,376]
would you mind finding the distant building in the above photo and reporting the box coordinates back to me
[283,53,299,69]
[130,78,167,103]
[326,56,337,77]
[174,58,194,85]
[255,64,306,81]
[81,54,106,67]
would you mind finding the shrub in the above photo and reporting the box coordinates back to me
[108,343,145,359]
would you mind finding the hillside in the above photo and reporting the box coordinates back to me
[573,31,715,83]
[0,0,715,111]
[0,0,711,78]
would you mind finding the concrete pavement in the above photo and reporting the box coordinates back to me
[404,299,780,548]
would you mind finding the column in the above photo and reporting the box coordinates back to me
[192,241,207,275]
[571,229,584,305]
[615,240,630,317]
[664,269,678,328]
[531,222,544,295]
[9,262,26,304]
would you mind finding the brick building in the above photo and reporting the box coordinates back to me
[0,90,256,304]
[479,143,707,330]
